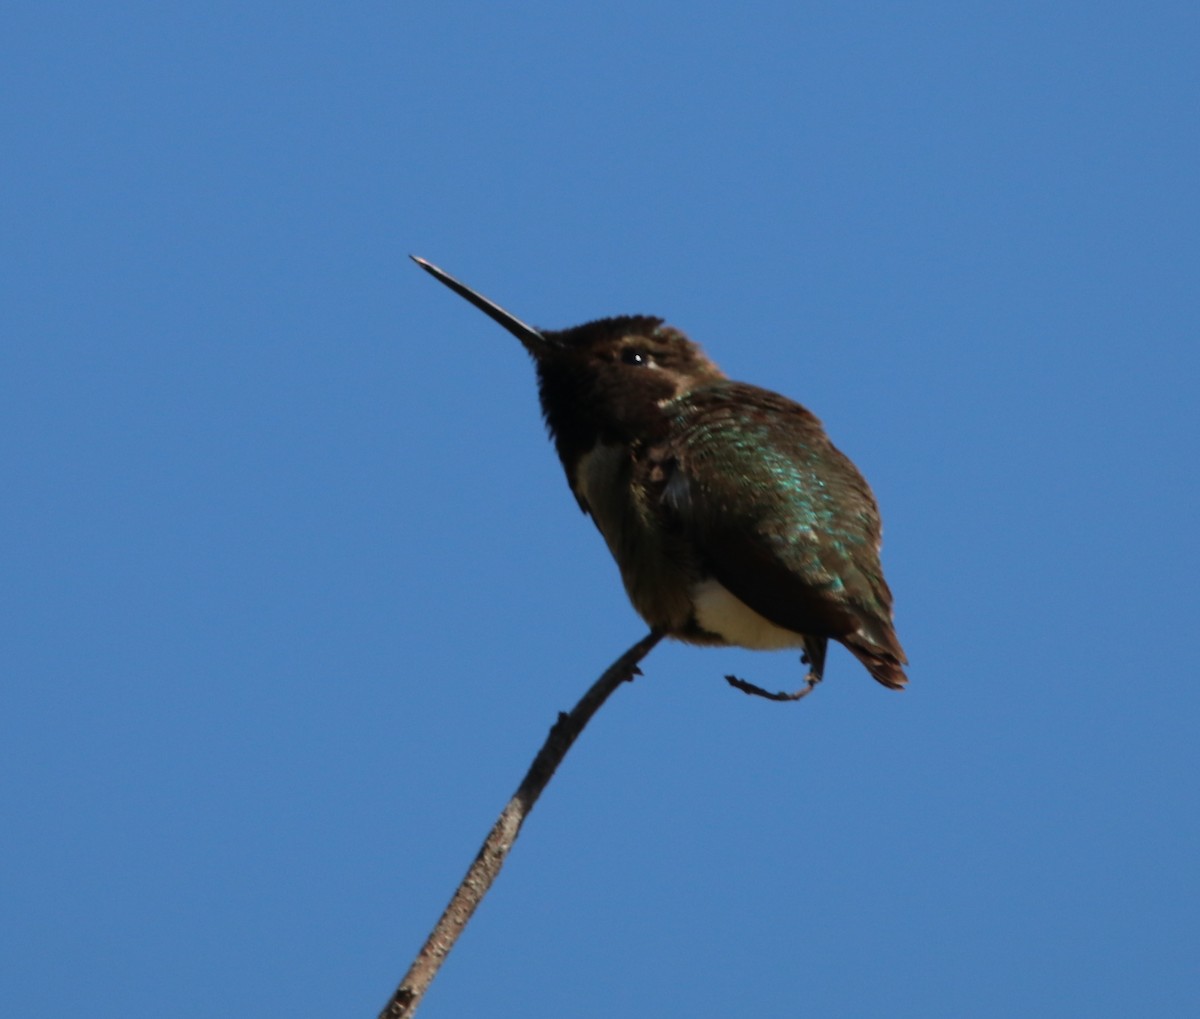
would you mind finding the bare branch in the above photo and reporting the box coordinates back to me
[378,629,665,1018]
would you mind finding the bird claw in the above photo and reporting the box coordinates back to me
[723,673,821,702]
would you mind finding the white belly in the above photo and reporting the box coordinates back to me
[690,577,807,650]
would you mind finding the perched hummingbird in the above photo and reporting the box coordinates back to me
[412,256,907,699]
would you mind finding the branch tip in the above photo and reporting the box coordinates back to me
[378,630,664,1018]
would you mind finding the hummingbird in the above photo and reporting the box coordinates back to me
[412,256,907,700]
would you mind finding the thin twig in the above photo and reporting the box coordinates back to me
[378,629,665,1018]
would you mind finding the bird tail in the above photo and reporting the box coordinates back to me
[842,625,908,691]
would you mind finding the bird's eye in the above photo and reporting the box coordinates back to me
[620,347,651,366]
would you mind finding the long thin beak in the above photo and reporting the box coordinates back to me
[410,256,557,357]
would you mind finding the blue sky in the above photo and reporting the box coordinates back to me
[3,3,1197,1016]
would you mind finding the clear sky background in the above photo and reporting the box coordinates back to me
[4,4,1197,1017]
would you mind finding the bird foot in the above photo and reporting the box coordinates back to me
[723,672,821,702]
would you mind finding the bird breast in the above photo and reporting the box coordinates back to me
[571,441,697,633]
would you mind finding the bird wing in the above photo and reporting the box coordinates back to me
[646,383,906,686]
